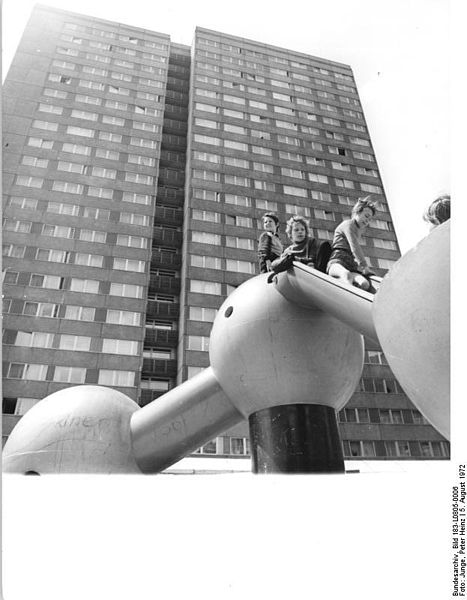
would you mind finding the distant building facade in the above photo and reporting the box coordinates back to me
[2,5,449,463]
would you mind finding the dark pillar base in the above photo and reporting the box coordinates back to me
[248,403,345,474]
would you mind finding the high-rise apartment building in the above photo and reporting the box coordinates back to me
[2,5,449,465]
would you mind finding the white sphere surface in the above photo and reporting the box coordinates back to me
[2,385,141,474]
[210,274,364,417]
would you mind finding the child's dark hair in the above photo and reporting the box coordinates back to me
[423,194,450,226]
[285,215,309,240]
[262,212,280,230]
[351,195,377,218]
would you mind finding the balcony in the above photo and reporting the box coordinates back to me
[150,249,182,269]
[148,273,181,295]
[142,358,177,377]
[144,328,178,347]
[151,227,183,248]
[153,205,183,227]
[145,300,180,319]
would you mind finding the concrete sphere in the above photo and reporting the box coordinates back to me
[2,386,142,474]
[373,221,450,439]
[209,274,364,418]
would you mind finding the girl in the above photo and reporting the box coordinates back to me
[327,196,376,291]
[423,194,450,230]
[257,213,283,273]
[269,215,320,277]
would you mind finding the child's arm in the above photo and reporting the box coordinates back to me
[340,220,370,271]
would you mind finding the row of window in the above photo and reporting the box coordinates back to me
[62,21,168,52]
[196,37,353,84]
[338,408,428,425]
[194,116,369,146]
[3,273,144,298]
[195,74,359,108]
[6,197,151,224]
[30,117,159,149]
[4,363,135,386]
[5,331,139,355]
[191,166,382,197]
[8,187,154,208]
[3,245,147,272]
[194,436,250,456]
[38,102,161,131]
[57,41,167,69]
[195,61,355,94]
[17,165,155,187]
[342,440,449,459]
[4,221,149,248]
[48,72,164,95]
[44,86,163,112]
[195,99,362,124]
[2,300,142,326]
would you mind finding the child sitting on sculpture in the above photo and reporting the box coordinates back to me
[423,194,450,230]
[326,196,376,292]
[267,215,331,281]
[257,212,283,273]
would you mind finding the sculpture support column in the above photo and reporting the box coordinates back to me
[248,403,345,474]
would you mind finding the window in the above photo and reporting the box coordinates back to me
[23,302,59,317]
[79,229,106,243]
[334,178,355,189]
[100,131,123,143]
[128,153,155,166]
[109,283,143,298]
[225,215,253,227]
[283,185,307,198]
[92,167,117,179]
[373,239,398,251]
[224,194,251,207]
[15,175,43,188]
[377,258,396,270]
[58,335,91,351]
[314,209,334,221]
[113,258,145,272]
[361,183,382,194]
[226,259,255,274]
[62,142,91,155]
[103,115,125,127]
[35,248,71,263]
[349,136,370,147]
[70,278,100,294]
[98,370,135,387]
[192,169,220,182]
[30,274,64,289]
[83,207,110,221]
[43,88,67,99]
[191,255,222,270]
[253,162,273,174]
[75,94,102,106]
[3,244,25,258]
[116,234,148,249]
[75,253,104,268]
[3,219,32,233]
[125,172,154,185]
[53,366,86,383]
[88,187,114,199]
[189,307,217,322]
[286,204,311,217]
[118,212,149,226]
[224,140,248,151]
[225,236,254,250]
[14,331,54,348]
[281,167,305,179]
[32,120,58,132]
[7,363,48,381]
[71,109,98,121]
[66,125,94,137]
[102,339,138,355]
[193,134,221,146]
[63,306,95,321]
[256,199,277,211]
[106,309,141,326]
[192,231,221,245]
[187,335,210,351]
[27,137,54,149]
[192,209,220,223]
[21,155,49,168]
[122,192,152,205]
[57,160,85,174]
[190,280,222,295]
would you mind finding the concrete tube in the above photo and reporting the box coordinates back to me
[274,263,378,342]
[130,367,243,473]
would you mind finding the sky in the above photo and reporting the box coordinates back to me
[1,0,452,253]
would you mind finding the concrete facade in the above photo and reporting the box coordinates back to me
[2,7,449,462]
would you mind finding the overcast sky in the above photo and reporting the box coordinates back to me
[2,0,451,253]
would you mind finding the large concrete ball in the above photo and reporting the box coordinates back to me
[373,221,450,439]
[2,386,142,474]
[209,274,364,418]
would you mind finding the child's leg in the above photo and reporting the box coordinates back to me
[352,273,371,291]
[328,262,354,286]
